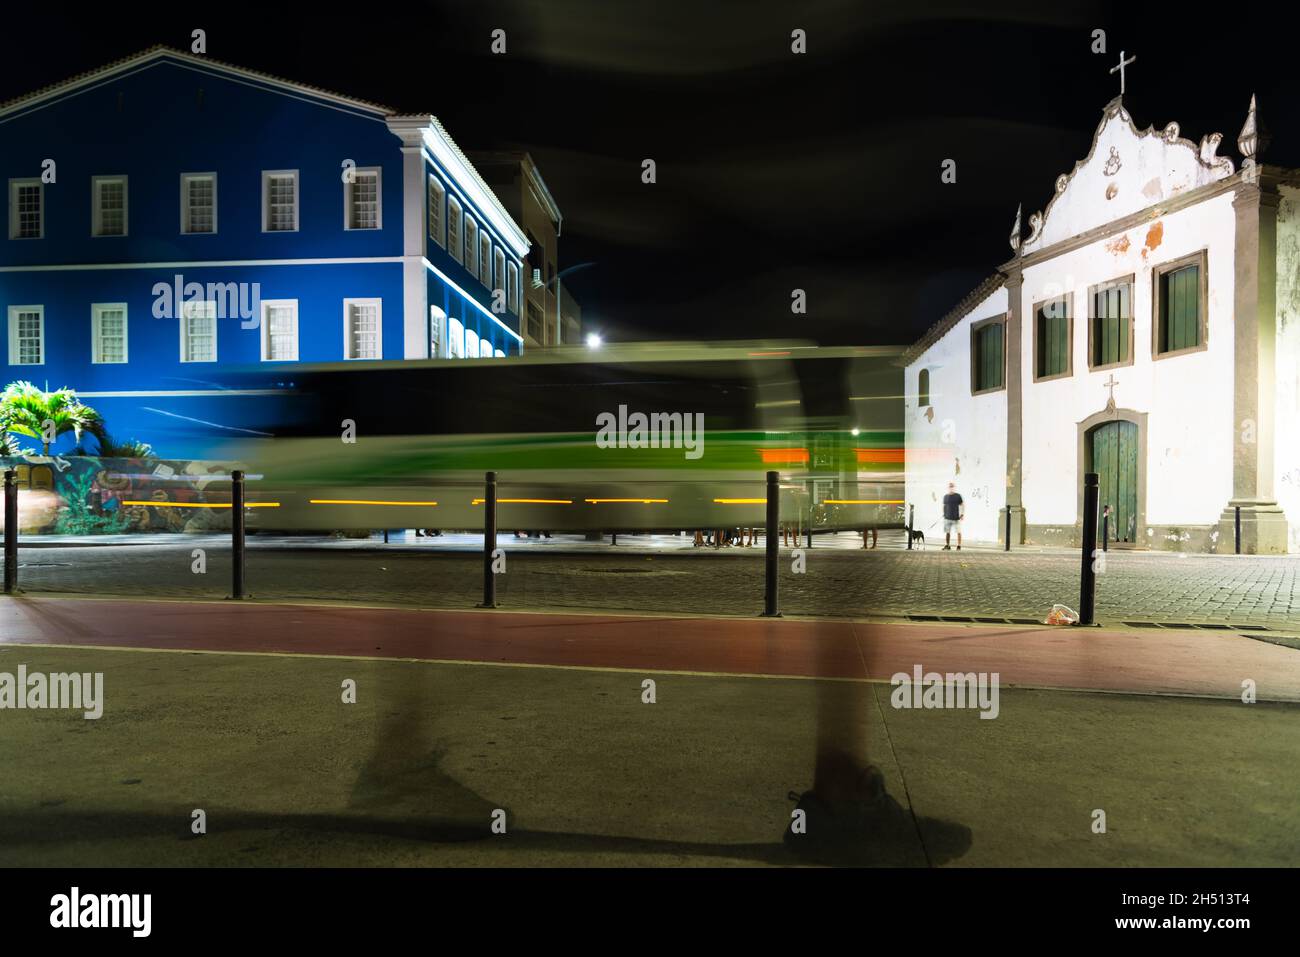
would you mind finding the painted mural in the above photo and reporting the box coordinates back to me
[0,455,236,535]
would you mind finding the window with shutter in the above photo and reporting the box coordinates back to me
[1089,278,1131,369]
[1157,260,1202,355]
[1034,296,1071,380]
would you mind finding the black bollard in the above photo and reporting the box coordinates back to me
[4,469,17,594]
[231,469,246,600]
[1079,472,1099,626]
[1101,507,1109,553]
[762,471,780,617]
[907,503,914,550]
[1235,505,1242,555]
[479,471,497,608]
[1004,504,1011,552]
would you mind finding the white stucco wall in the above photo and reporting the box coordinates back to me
[905,285,1008,542]
[1273,186,1300,552]
[1019,191,1238,539]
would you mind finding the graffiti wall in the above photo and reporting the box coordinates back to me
[0,455,236,535]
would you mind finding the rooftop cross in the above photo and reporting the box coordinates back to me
[1110,50,1136,96]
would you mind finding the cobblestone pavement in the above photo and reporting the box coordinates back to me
[11,534,1300,629]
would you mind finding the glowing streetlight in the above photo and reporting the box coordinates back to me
[586,332,603,349]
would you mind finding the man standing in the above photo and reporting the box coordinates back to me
[942,482,964,551]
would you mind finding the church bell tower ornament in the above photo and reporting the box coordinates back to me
[1009,203,1022,252]
[1238,94,1268,174]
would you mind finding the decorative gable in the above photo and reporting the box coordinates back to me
[1019,98,1235,254]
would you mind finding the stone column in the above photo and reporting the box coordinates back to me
[1219,172,1288,553]
[999,269,1026,543]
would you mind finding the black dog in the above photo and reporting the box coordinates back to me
[909,529,925,548]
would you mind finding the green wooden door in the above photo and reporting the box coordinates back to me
[1089,420,1138,543]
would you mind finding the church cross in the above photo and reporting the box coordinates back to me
[1104,373,1119,404]
[1110,50,1136,96]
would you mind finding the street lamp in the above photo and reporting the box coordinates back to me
[585,332,603,349]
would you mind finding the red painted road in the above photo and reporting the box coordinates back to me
[2,596,1298,701]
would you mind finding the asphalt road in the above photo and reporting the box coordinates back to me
[2,640,1296,866]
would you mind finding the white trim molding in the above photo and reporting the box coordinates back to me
[0,256,402,273]
[423,258,523,344]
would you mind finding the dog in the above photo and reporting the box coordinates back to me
[908,528,926,548]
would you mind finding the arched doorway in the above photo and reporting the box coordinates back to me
[1086,419,1138,542]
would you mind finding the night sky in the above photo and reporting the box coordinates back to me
[3,1,1297,347]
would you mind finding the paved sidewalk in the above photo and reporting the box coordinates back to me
[14,529,1065,553]
[8,537,1300,628]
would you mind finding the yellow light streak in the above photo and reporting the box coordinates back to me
[824,499,906,505]
[310,499,439,506]
[120,501,281,508]
[471,498,574,505]
[584,498,669,504]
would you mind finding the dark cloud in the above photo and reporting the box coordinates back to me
[2,1,1296,347]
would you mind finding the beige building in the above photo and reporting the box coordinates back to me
[472,151,581,349]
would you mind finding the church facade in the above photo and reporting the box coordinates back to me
[902,94,1300,553]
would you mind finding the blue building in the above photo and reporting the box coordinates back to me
[0,46,529,455]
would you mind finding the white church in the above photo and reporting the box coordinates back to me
[902,58,1300,554]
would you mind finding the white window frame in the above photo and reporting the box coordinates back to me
[479,231,492,286]
[7,305,44,365]
[8,179,43,240]
[343,298,383,360]
[430,305,446,358]
[345,167,382,230]
[448,316,465,358]
[91,176,129,237]
[494,347,505,358]
[465,327,480,359]
[493,247,506,299]
[479,337,493,359]
[180,172,218,235]
[91,303,129,364]
[261,169,300,233]
[180,300,218,363]
[428,174,446,248]
[508,263,520,315]
[260,299,299,362]
[447,195,463,263]
[464,216,478,277]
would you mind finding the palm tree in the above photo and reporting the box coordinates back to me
[0,381,104,455]
[0,424,33,457]
[77,432,156,460]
